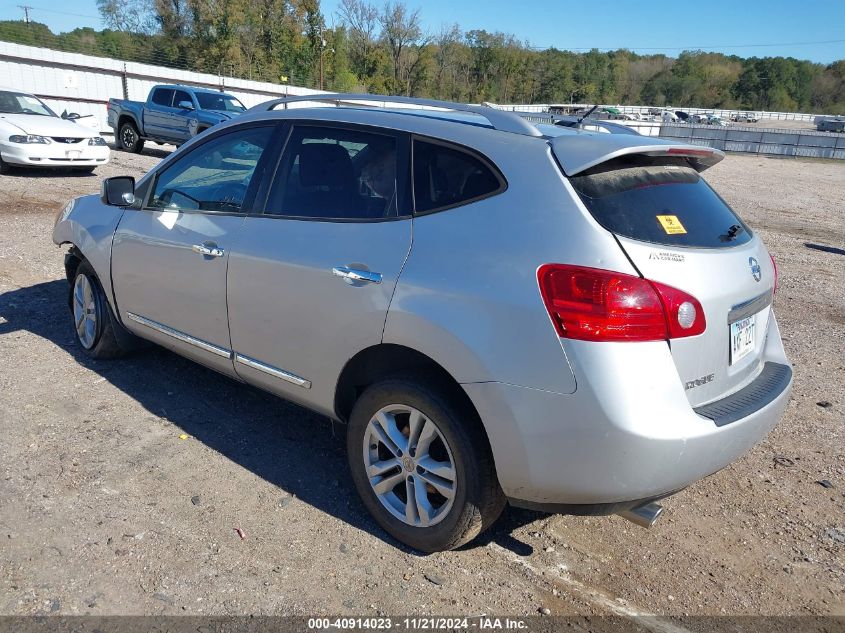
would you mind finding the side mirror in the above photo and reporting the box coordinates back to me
[177,100,194,110]
[101,176,136,207]
[61,110,81,120]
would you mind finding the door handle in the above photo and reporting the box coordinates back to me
[332,266,382,284]
[192,243,225,257]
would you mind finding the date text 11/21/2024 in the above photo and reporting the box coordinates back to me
[307,617,529,630]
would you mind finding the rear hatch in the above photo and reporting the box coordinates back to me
[552,137,776,406]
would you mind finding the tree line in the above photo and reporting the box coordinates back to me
[1,0,843,114]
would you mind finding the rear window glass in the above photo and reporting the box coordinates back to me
[413,139,504,213]
[151,89,174,106]
[569,156,751,248]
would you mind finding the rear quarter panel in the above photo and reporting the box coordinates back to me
[384,135,638,394]
[109,100,143,128]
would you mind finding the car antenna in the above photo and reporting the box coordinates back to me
[577,104,599,125]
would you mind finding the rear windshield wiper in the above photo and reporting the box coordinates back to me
[719,224,745,242]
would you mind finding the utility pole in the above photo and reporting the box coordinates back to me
[319,24,326,91]
[18,5,33,25]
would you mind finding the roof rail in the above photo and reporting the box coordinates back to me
[248,93,543,138]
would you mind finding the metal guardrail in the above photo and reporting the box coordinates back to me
[659,124,845,159]
[489,103,829,123]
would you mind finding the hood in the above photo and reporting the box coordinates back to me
[205,110,239,120]
[0,113,98,138]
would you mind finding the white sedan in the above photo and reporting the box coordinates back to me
[0,88,110,174]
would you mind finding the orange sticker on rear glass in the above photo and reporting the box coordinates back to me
[656,215,687,234]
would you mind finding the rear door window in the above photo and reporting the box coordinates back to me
[569,156,751,248]
[413,139,505,213]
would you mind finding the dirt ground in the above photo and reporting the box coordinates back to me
[0,144,843,624]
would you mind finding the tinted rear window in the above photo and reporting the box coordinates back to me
[569,156,751,248]
[151,89,174,106]
[413,139,504,213]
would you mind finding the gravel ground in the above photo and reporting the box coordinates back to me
[0,146,843,622]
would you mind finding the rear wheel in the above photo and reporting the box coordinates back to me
[118,121,144,153]
[347,377,505,552]
[69,261,127,359]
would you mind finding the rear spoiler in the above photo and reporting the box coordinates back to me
[549,135,724,176]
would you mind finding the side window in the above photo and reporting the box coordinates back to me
[413,139,504,213]
[149,127,272,213]
[173,90,191,109]
[151,89,174,107]
[266,125,400,220]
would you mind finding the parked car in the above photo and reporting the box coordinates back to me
[54,93,791,552]
[817,117,845,132]
[731,112,759,123]
[0,87,109,174]
[107,84,246,153]
[674,110,690,121]
[706,114,728,126]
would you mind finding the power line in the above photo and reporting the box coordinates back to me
[22,5,101,21]
[528,39,845,52]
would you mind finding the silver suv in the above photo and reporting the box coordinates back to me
[53,94,792,552]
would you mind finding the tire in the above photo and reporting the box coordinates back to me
[69,261,127,359]
[0,154,10,175]
[118,121,144,153]
[347,376,505,552]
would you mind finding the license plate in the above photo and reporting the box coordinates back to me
[730,315,756,365]
[66,150,80,159]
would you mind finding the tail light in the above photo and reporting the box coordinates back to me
[537,264,706,342]
[770,254,778,295]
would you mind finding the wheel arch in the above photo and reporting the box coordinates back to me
[334,344,487,440]
[52,196,127,315]
[117,114,140,133]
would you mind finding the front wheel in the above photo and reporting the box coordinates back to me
[0,154,10,175]
[347,377,505,552]
[69,261,127,359]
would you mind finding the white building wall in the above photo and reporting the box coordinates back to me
[0,40,324,132]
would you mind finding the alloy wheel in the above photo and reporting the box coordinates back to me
[121,126,136,149]
[362,404,457,527]
[72,274,98,349]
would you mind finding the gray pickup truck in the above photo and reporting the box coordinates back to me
[107,84,246,153]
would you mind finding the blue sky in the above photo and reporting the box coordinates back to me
[1,0,843,64]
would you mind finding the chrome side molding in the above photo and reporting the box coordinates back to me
[125,313,312,389]
[125,312,232,359]
[234,353,311,389]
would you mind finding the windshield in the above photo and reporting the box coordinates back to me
[0,90,56,117]
[195,92,246,112]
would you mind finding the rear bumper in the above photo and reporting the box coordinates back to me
[464,313,792,507]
